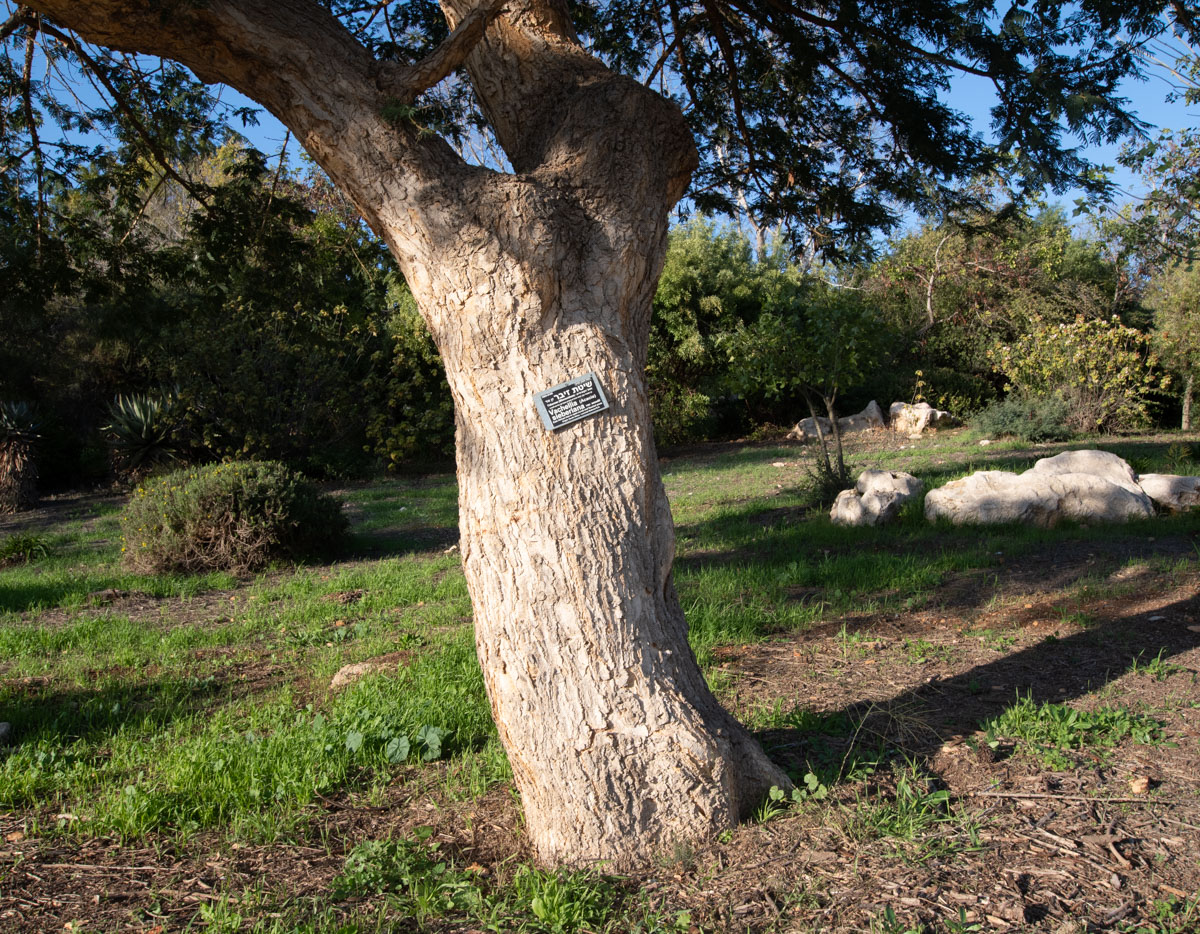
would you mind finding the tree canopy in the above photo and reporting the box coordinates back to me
[3,0,1196,262]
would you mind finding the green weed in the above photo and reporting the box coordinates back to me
[1129,648,1186,681]
[333,828,623,932]
[983,695,1167,770]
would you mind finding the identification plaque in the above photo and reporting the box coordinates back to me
[534,372,611,431]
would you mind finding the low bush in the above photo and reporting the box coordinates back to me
[120,461,346,574]
[972,392,1072,443]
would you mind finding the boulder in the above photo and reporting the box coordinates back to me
[889,401,960,437]
[831,469,923,526]
[787,414,833,441]
[839,400,886,434]
[788,400,885,441]
[925,469,1154,527]
[1028,449,1142,495]
[0,722,10,746]
[1137,474,1200,512]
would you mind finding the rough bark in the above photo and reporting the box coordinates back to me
[1183,373,1194,431]
[25,0,790,866]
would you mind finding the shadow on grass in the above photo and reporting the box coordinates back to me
[347,527,459,559]
[0,673,230,752]
[758,588,1200,782]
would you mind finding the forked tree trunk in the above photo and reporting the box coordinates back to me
[26,0,790,867]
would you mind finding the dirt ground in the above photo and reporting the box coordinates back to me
[2,495,1199,931]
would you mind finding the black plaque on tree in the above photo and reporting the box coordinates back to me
[534,372,611,430]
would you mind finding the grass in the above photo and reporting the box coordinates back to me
[3,431,1200,930]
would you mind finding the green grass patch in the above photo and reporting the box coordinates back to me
[982,695,1167,770]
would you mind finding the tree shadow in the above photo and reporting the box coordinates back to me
[756,589,1200,780]
[0,668,269,755]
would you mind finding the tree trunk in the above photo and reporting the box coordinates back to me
[26,0,790,868]
[428,235,785,868]
[1184,372,1194,431]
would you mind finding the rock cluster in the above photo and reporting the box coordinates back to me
[830,469,924,526]
[925,450,1192,527]
[833,449,1200,528]
[788,400,958,442]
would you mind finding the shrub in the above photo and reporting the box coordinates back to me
[989,315,1165,433]
[972,392,1073,442]
[120,461,347,574]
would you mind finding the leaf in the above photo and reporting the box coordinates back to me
[415,725,448,761]
[384,735,410,763]
[345,730,364,754]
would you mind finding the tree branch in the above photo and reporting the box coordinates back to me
[0,6,30,43]
[39,21,211,208]
[377,0,507,104]
[21,14,45,260]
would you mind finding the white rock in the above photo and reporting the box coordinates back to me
[831,470,923,526]
[979,439,993,446]
[1137,474,1200,512]
[330,659,392,690]
[839,400,886,434]
[788,400,886,441]
[786,415,832,441]
[889,401,960,437]
[925,469,1154,527]
[857,469,923,500]
[1029,449,1143,495]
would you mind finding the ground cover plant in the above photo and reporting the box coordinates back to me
[2,428,1200,932]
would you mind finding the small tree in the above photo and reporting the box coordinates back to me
[1146,262,1200,429]
[724,286,883,492]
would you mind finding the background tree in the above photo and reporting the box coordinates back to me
[861,206,1135,414]
[1146,262,1200,428]
[648,218,806,442]
[9,0,1193,866]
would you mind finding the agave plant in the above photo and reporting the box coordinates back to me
[104,390,181,477]
[0,401,41,514]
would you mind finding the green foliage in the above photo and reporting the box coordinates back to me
[104,390,181,477]
[648,218,801,442]
[649,218,890,450]
[990,315,1165,434]
[0,532,51,566]
[861,207,1132,416]
[972,392,1072,442]
[1146,261,1200,423]
[983,695,1166,770]
[120,461,346,574]
[364,285,455,467]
